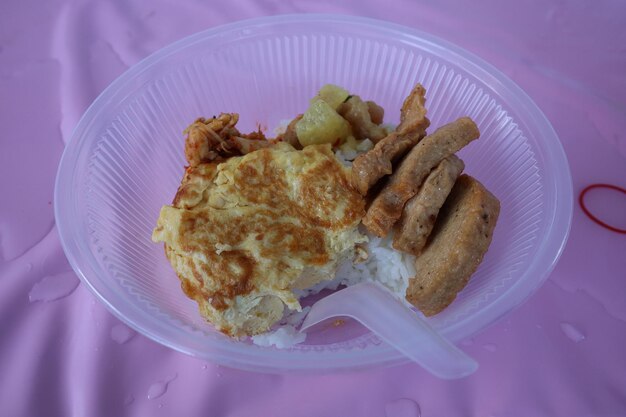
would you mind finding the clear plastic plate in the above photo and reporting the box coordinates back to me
[55,14,572,372]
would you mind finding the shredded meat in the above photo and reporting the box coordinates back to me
[231,135,273,154]
[183,113,269,166]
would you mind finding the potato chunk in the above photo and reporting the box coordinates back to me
[296,99,352,147]
[316,84,350,110]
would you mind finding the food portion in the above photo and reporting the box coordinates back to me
[406,175,500,316]
[392,155,465,256]
[296,99,352,147]
[153,82,500,342]
[184,113,271,165]
[351,84,429,196]
[362,117,480,237]
[278,114,303,149]
[337,95,387,142]
[153,142,365,337]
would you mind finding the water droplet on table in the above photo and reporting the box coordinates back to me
[147,373,177,400]
[482,343,497,352]
[158,403,163,408]
[124,394,134,406]
[201,364,208,370]
[111,324,136,344]
[385,398,421,417]
[560,322,586,343]
[29,271,79,302]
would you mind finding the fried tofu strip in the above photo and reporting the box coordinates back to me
[351,84,430,195]
[392,155,465,255]
[362,117,480,237]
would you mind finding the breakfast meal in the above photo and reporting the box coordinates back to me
[152,83,500,342]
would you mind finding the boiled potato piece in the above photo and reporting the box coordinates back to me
[296,99,352,147]
[316,84,350,110]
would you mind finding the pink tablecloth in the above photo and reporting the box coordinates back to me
[2,0,625,416]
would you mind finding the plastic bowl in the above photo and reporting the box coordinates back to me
[55,14,572,372]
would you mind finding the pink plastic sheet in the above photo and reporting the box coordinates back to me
[1,0,625,415]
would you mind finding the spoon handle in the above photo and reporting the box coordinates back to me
[300,283,478,379]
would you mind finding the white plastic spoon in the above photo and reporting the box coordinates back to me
[299,282,478,379]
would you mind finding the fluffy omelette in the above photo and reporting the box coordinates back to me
[152,141,366,337]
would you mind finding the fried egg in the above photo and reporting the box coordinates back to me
[152,142,366,337]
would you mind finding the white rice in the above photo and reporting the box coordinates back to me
[251,306,311,348]
[251,325,306,349]
[336,234,416,303]
[334,138,374,166]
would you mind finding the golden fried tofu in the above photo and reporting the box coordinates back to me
[363,117,479,237]
[406,175,500,315]
[392,155,465,255]
[351,84,430,196]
